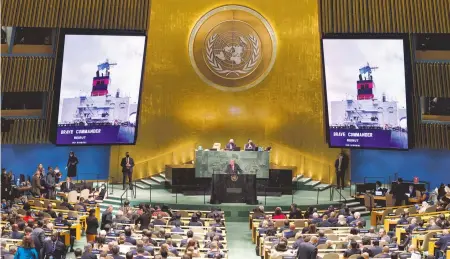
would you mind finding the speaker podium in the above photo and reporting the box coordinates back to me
[210,173,257,204]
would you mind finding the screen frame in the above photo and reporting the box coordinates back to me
[50,29,147,146]
[320,33,413,150]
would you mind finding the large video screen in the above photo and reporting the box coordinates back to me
[56,34,146,145]
[322,38,409,149]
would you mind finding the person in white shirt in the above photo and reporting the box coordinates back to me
[270,237,294,259]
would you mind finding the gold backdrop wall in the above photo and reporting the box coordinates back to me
[110,0,342,183]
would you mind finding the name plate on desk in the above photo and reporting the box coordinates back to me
[359,229,369,233]
[227,188,242,194]
[388,213,396,216]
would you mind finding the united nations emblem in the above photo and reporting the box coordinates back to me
[189,5,277,92]
[230,174,239,182]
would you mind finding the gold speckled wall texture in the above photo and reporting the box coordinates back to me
[110,0,344,184]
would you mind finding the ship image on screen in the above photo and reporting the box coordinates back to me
[56,35,145,145]
[323,39,408,149]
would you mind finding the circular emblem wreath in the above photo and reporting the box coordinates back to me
[188,5,277,92]
[205,33,261,77]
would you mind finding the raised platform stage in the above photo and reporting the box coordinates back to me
[165,164,296,196]
[100,181,367,221]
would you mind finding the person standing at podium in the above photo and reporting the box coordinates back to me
[225,139,236,151]
[244,139,256,151]
[224,159,243,175]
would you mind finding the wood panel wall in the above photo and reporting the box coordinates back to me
[1,57,55,92]
[319,0,450,149]
[1,0,150,144]
[1,0,150,30]
[412,63,450,149]
[320,0,450,34]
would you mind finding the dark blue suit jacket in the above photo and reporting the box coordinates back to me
[436,234,450,251]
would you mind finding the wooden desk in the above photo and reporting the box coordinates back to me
[370,205,415,226]
[355,194,419,203]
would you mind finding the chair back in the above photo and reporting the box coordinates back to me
[68,211,78,219]
[178,211,189,217]
[425,205,437,213]
[422,231,435,251]
[415,190,422,199]
[42,200,51,209]
[67,191,78,203]
[171,234,183,239]
[385,193,394,207]
[322,253,340,259]
[294,220,306,228]
[317,244,328,249]
[32,199,43,208]
[80,189,90,200]
[191,227,204,233]
[408,206,417,214]
[74,205,84,211]
[274,220,286,228]
[324,229,334,234]
[364,194,374,209]
[380,208,393,225]
[395,207,404,215]
[327,234,339,241]
[348,254,361,259]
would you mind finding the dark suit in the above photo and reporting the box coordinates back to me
[31,174,42,196]
[152,219,166,226]
[393,182,408,206]
[283,230,297,239]
[319,220,332,227]
[31,227,46,252]
[120,156,135,188]
[408,187,416,198]
[244,143,255,151]
[297,242,318,259]
[44,210,57,218]
[101,211,113,230]
[435,234,450,251]
[61,181,75,192]
[135,213,151,230]
[370,246,382,256]
[225,142,236,150]
[81,252,97,259]
[335,154,349,188]
[289,209,302,219]
[86,216,99,235]
[292,238,304,249]
[42,239,66,259]
[224,163,243,174]
[11,231,24,239]
[125,236,137,245]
